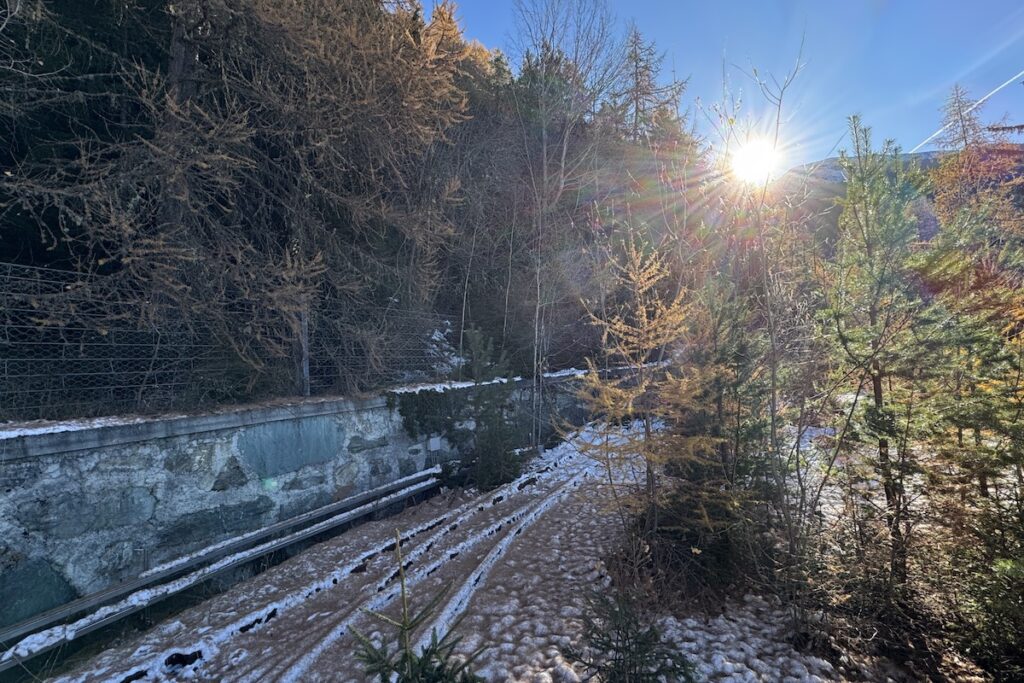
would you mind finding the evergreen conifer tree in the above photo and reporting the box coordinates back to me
[824,117,929,591]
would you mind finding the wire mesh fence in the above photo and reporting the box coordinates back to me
[0,262,461,423]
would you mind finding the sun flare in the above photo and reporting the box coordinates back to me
[730,138,781,185]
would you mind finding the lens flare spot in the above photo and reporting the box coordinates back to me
[730,138,780,185]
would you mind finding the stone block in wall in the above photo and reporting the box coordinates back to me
[368,458,397,488]
[0,555,77,629]
[333,454,370,499]
[347,435,387,453]
[283,470,326,491]
[237,416,344,479]
[157,496,273,551]
[278,490,333,521]
[0,458,42,492]
[162,442,217,474]
[397,454,418,478]
[15,486,156,539]
[211,456,248,491]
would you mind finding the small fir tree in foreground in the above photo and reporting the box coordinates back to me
[352,532,485,683]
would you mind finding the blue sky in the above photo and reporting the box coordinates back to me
[436,0,1024,166]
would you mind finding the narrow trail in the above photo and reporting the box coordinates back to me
[45,428,845,682]
[49,434,602,683]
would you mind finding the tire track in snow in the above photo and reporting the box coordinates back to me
[53,507,455,683]
[270,454,595,681]
[179,452,582,681]
[235,497,539,682]
[262,494,559,681]
[52,435,594,683]
[414,470,590,652]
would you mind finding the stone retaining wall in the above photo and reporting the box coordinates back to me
[0,378,584,628]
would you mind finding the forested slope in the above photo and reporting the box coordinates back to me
[3,1,1024,679]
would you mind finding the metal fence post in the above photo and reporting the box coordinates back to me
[298,308,310,397]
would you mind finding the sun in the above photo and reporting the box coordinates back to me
[730,137,781,185]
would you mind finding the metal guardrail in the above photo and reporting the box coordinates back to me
[0,467,442,674]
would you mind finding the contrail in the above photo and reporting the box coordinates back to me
[910,66,1024,153]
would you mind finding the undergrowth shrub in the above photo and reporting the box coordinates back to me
[639,482,756,599]
[395,327,523,491]
[946,506,1024,679]
[602,469,763,606]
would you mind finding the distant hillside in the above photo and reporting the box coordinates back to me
[760,151,946,250]
[785,150,946,185]
[769,152,947,222]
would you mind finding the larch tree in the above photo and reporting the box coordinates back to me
[933,84,1023,232]
[577,227,686,525]
[616,24,686,144]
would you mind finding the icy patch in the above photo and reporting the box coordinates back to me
[388,366,600,395]
[541,367,587,379]
[388,376,521,395]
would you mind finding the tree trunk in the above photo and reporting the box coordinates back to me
[872,367,907,588]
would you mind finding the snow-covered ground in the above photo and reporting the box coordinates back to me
[660,598,836,683]
[35,427,854,682]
